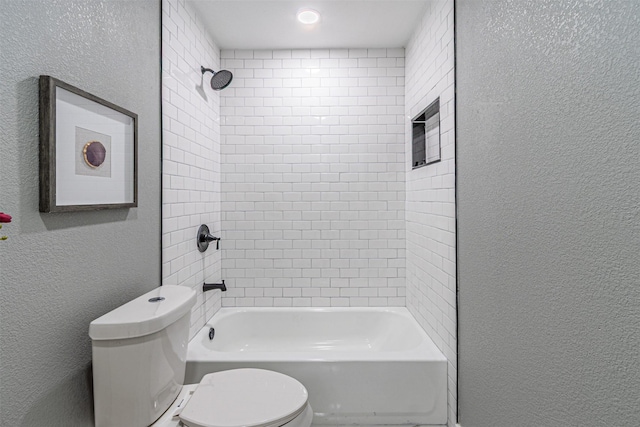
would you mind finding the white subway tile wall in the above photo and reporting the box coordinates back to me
[220,48,406,307]
[405,1,457,425]
[162,0,222,339]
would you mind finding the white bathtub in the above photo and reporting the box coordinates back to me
[186,307,448,426]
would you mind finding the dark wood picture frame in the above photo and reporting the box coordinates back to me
[39,76,138,212]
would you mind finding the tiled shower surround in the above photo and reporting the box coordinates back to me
[161,0,456,424]
[219,49,407,307]
[161,0,223,338]
[405,1,457,425]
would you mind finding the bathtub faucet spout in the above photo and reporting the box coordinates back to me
[203,280,226,292]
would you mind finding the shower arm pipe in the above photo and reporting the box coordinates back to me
[201,66,215,75]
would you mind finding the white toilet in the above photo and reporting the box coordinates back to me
[89,285,313,427]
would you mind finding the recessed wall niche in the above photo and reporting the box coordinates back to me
[412,98,440,169]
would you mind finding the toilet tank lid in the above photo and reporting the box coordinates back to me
[89,285,196,340]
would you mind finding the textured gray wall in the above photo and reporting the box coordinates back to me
[0,1,161,426]
[456,1,640,426]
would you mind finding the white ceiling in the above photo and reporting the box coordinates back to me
[187,0,429,50]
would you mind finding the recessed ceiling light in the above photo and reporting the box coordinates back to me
[297,8,320,25]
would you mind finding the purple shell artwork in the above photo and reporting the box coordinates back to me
[83,141,107,168]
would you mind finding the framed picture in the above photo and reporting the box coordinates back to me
[39,76,137,212]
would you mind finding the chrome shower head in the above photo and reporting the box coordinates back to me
[201,66,233,90]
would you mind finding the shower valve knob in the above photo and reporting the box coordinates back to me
[197,224,220,252]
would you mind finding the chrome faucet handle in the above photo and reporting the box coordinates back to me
[196,224,220,252]
[202,232,220,249]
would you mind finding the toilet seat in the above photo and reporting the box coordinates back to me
[179,369,309,427]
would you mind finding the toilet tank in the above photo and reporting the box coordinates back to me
[89,285,196,427]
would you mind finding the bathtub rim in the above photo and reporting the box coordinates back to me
[187,306,447,363]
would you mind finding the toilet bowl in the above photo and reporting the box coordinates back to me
[89,286,313,427]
